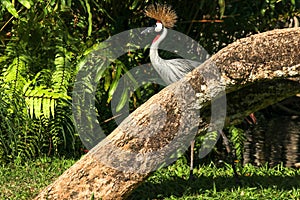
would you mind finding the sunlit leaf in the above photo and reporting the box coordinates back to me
[2,0,19,18]
[85,0,92,36]
[218,0,225,19]
[129,0,139,10]
[18,0,31,9]
[50,97,56,118]
[43,98,51,118]
[28,97,34,118]
[34,96,42,119]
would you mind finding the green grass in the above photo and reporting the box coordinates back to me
[1,156,300,199]
[129,158,300,200]
[0,156,76,200]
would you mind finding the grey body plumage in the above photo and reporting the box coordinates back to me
[148,22,200,84]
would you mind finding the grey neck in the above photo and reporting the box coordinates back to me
[149,27,168,62]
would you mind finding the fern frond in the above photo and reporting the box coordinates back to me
[52,47,75,93]
[1,56,27,92]
[24,86,71,119]
[229,126,246,161]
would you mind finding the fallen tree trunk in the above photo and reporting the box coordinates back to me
[35,28,300,199]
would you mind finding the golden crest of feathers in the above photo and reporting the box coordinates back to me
[145,3,177,28]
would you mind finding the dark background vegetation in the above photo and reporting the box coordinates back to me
[0,0,299,164]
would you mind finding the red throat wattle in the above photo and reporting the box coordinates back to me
[152,34,161,43]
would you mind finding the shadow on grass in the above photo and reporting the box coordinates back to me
[128,174,300,199]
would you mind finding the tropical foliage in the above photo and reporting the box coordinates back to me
[0,0,299,163]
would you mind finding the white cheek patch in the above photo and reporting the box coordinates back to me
[155,23,163,32]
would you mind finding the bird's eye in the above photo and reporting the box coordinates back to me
[155,22,163,32]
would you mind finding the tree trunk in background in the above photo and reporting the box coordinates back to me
[35,28,300,200]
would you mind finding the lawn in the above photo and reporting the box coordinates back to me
[0,157,76,200]
[1,156,300,199]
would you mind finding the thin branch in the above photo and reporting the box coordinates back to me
[0,8,23,32]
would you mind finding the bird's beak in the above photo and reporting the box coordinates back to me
[141,26,155,35]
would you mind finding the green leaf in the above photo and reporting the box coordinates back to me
[34,97,42,119]
[43,98,51,118]
[291,0,295,5]
[107,66,122,103]
[120,64,141,99]
[104,70,111,92]
[2,0,19,18]
[50,98,56,118]
[18,0,31,9]
[129,0,139,10]
[95,58,109,81]
[3,57,27,90]
[0,55,8,63]
[116,88,129,112]
[27,97,34,118]
[85,0,92,36]
[67,0,72,7]
[61,0,66,8]
[218,0,225,19]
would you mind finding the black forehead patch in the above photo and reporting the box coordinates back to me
[148,18,156,26]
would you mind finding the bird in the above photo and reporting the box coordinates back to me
[142,3,240,182]
[141,4,201,85]
[141,3,201,179]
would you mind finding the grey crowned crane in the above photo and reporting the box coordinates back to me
[142,3,239,181]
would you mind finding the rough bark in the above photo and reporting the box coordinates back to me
[35,28,300,199]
